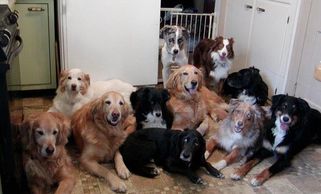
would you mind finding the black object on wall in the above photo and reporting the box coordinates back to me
[0,4,24,194]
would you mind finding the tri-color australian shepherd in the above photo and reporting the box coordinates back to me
[230,95,321,186]
[193,36,234,93]
[130,87,173,130]
[120,128,224,184]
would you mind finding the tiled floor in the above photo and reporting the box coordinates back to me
[9,96,321,194]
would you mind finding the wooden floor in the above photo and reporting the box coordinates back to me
[9,96,321,194]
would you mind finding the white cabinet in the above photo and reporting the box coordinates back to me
[58,0,160,86]
[223,0,293,96]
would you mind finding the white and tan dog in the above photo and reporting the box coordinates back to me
[160,25,189,87]
[48,68,136,117]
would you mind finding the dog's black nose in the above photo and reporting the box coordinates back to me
[222,52,227,57]
[173,49,179,54]
[112,112,120,119]
[282,116,290,123]
[191,81,198,87]
[237,120,244,127]
[71,84,77,90]
[46,147,54,155]
[155,112,161,117]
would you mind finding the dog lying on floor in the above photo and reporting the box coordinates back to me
[71,91,136,193]
[130,87,173,129]
[166,64,227,135]
[205,97,266,171]
[120,128,224,184]
[160,25,189,87]
[222,67,268,105]
[21,112,75,194]
[193,36,234,93]
[230,95,321,186]
[48,68,136,117]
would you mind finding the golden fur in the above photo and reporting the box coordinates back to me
[166,64,227,135]
[21,112,75,194]
[71,91,135,193]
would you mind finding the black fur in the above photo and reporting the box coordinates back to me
[120,128,224,184]
[246,95,321,179]
[222,67,268,105]
[130,87,173,130]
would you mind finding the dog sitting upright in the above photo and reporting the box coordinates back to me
[160,25,189,87]
[130,87,173,129]
[231,95,321,186]
[193,37,234,92]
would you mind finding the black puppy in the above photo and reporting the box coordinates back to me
[130,87,173,129]
[120,128,224,184]
[230,94,321,186]
[223,67,268,105]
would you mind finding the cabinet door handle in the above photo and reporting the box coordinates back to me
[245,4,253,9]
[257,7,265,13]
[28,7,45,12]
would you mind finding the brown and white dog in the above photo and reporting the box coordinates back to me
[48,68,136,117]
[48,68,94,117]
[205,98,266,171]
[166,64,227,135]
[160,25,189,87]
[21,112,75,194]
[71,91,136,193]
[193,37,234,93]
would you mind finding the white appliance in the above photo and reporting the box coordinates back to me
[58,0,160,85]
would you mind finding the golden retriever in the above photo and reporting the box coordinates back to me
[71,91,135,193]
[21,112,75,194]
[205,98,265,171]
[166,64,227,135]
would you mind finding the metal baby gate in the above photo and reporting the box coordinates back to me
[160,8,217,55]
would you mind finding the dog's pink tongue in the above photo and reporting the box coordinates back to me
[280,123,289,131]
[189,88,197,94]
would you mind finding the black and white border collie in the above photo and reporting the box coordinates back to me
[230,94,321,186]
[160,25,189,87]
[193,36,234,92]
[130,87,173,130]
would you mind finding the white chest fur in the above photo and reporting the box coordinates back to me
[272,118,286,150]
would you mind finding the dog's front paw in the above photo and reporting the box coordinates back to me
[116,164,131,180]
[212,160,227,171]
[250,177,263,187]
[109,179,127,193]
[192,177,206,185]
[230,172,242,180]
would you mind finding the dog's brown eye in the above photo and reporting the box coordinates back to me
[105,100,111,105]
[194,71,198,75]
[37,131,44,135]
[183,72,188,76]
[178,38,183,43]
[119,101,124,106]
[67,76,72,80]
[53,130,58,135]
[247,113,252,119]
[77,77,82,81]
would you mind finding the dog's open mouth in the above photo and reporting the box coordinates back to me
[107,117,119,126]
[184,86,197,95]
[234,126,243,133]
[280,122,289,131]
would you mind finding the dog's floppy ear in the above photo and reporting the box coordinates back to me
[159,25,172,39]
[210,36,224,51]
[59,69,69,93]
[195,67,204,90]
[161,89,171,102]
[21,113,39,150]
[253,105,265,129]
[271,94,286,113]
[181,26,190,40]
[130,88,145,109]
[229,98,240,113]
[166,69,181,91]
[227,37,235,58]
[51,112,71,146]
[296,98,310,115]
